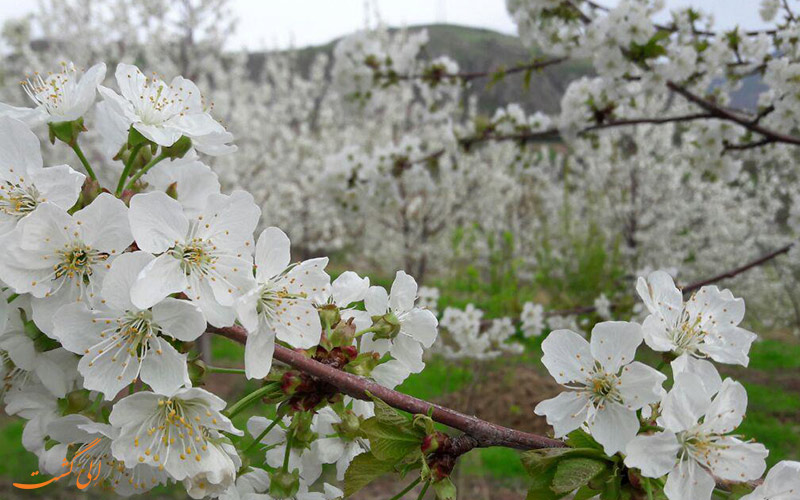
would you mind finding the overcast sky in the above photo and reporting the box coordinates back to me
[0,0,774,50]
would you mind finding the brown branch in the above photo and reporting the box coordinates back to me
[681,243,794,294]
[207,325,565,451]
[485,243,795,323]
[666,81,800,146]
[381,57,568,85]
[430,113,719,158]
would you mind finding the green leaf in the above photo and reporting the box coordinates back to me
[361,417,425,462]
[565,429,603,451]
[343,452,395,497]
[552,458,607,494]
[520,447,604,477]
[368,392,413,427]
[432,478,457,500]
[525,466,564,500]
[574,485,602,500]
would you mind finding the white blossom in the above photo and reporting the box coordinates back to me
[128,190,259,326]
[1,62,105,125]
[625,371,768,500]
[236,227,329,379]
[535,323,666,455]
[637,270,757,366]
[0,194,132,334]
[53,251,206,399]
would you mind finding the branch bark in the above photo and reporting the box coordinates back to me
[207,325,565,451]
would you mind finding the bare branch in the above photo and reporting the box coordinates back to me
[207,325,566,451]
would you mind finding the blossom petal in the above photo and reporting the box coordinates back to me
[624,431,681,478]
[273,297,322,349]
[332,271,370,307]
[589,321,642,374]
[129,191,188,254]
[254,227,291,282]
[400,308,438,348]
[52,303,109,354]
[0,116,42,172]
[364,286,389,316]
[617,361,666,410]
[587,401,639,455]
[659,372,711,433]
[245,328,275,380]
[389,333,424,373]
[152,297,206,342]
[130,254,187,310]
[670,354,722,396]
[389,271,418,313]
[534,391,590,438]
[29,165,85,211]
[140,336,191,396]
[101,251,154,311]
[540,329,593,385]
[636,271,683,319]
[700,378,747,435]
[664,458,716,500]
[73,193,132,254]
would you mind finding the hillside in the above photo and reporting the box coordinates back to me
[249,24,593,114]
[249,23,764,114]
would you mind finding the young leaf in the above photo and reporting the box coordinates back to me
[361,417,426,462]
[565,429,604,451]
[551,457,608,495]
[344,452,396,497]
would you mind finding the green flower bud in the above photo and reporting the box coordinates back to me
[343,352,380,377]
[165,181,179,200]
[62,390,92,415]
[269,469,300,498]
[48,118,85,146]
[127,126,150,148]
[318,304,341,330]
[162,136,192,159]
[188,358,207,386]
[370,312,402,340]
[333,410,361,440]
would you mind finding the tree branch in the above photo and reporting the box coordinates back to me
[681,243,794,294]
[206,325,566,451]
[666,81,800,146]
[498,243,793,321]
[380,57,569,85]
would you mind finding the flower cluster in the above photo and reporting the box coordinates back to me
[535,270,777,499]
[0,61,442,499]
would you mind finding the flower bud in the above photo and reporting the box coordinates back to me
[166,181,179,200]
[334,410,361,440]
[421,432,448,455]
[281,371,303,396]
[329,322,356,348]
[62,390,92,415]
[269,469,300,499]
[318,304,341,330]
[370,312,401,340]
[162,135,192,159]
[188,359,207,386]
[48,118,85,146]
[127,127,150,148]
[343,352,380,377]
